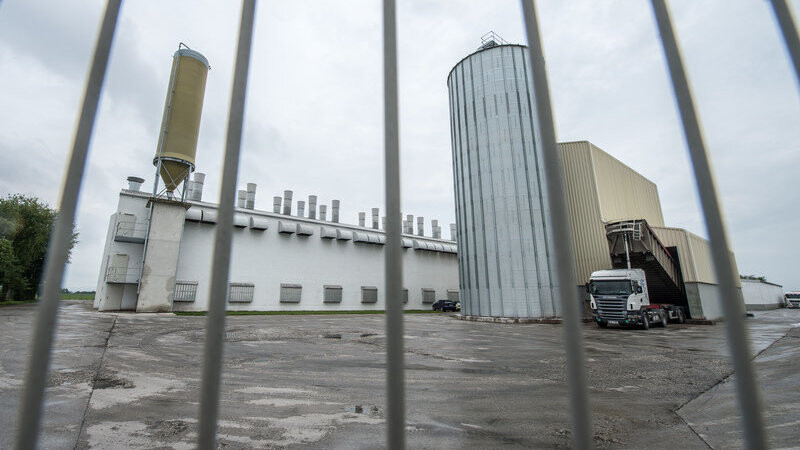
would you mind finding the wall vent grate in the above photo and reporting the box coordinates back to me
[280,283,302,303]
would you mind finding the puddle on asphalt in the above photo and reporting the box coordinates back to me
[92,372,134,389]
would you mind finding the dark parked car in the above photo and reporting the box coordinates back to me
[432,300,458,312]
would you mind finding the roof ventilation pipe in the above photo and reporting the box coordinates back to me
[358,212,366,227]
[308,195,317,219]
[283,190,293,215]
[372,208,379,229]
[185,181,195,200]
[297,201,305,218]
[273,196,282,214]
[237,190,247,208]
[331,200,340,223]
[127,176,144,192]
[192,172,205,201]
[319,204,327,221]
[417,216,425,237]
[246,183,256,209]
[432,220,441,239]
[450,223,457,241]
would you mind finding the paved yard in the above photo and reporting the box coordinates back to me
[1,301,798,448]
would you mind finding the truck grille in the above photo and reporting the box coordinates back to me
[595,297,626,320]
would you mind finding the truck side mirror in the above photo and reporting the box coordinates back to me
[636,286,643,294]
[585,283,590,294]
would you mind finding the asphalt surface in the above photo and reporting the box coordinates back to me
[0,301,798,449]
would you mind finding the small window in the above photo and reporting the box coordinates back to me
[323,285,342,303]
[228,283,254,303]
[447,289,459,302]
[173,281,198,302]
[402,288,408,304]
[280,283,302,303]
[422,288,435,304]
[361,286,378,304]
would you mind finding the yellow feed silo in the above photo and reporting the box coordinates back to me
[153,44,209,194]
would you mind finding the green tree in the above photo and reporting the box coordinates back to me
[0,194,78,300]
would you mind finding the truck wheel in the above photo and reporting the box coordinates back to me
[659,312,668,328]
[641,313,650,330]
[676,309,685,324]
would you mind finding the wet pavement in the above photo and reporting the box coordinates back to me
[0,301,798,448]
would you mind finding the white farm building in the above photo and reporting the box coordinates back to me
[94,179,459,313]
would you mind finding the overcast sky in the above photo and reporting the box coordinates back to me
[1,1,798,292]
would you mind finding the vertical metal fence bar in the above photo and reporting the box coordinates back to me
[13,1,122,448]
[382,0,405,448]
[770,0,800,88]
[518,2,593,449]
[649,2,767,449]
[196,1,256,448]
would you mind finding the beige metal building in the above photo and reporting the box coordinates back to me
[560,140,665,284]
[559,140,740,320]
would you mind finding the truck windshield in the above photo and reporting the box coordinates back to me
[786,293,800,299]
[590,280,632,296]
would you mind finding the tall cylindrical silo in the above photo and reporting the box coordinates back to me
[153,45,210,193]
[447,41,559,318]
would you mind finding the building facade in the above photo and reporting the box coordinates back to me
[94,184,459,312]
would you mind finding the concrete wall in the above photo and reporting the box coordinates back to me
[137,199,188,312]
[684,282,745,321]
[741,279,784,310]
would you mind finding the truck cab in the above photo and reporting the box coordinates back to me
[588,268,681,329]
[786,292,800,308]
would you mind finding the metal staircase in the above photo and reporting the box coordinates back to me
[605,219,686,307]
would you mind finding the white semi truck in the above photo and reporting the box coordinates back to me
[588,268,686,329]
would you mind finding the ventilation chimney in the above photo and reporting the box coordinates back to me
[358,212,366,227]
[308,195,317,219]
[273,196,282,213]
[192,172,205,201]
[417,216,424,236]
[450,223,457,241]
[127,176,144,192]
[319,204,327,221]
[246,183,256,209]
[432,219,441,239]
[185,181,195,200]
[283,190,293,215]
[371,208,379,229]
[332,200,340,223]
[297,201,305,218]
[237,190,247,208]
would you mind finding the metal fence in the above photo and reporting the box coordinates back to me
[14,0,800,448]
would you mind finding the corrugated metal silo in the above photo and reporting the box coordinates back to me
[153,45,210,193]
[447,41,559,318]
